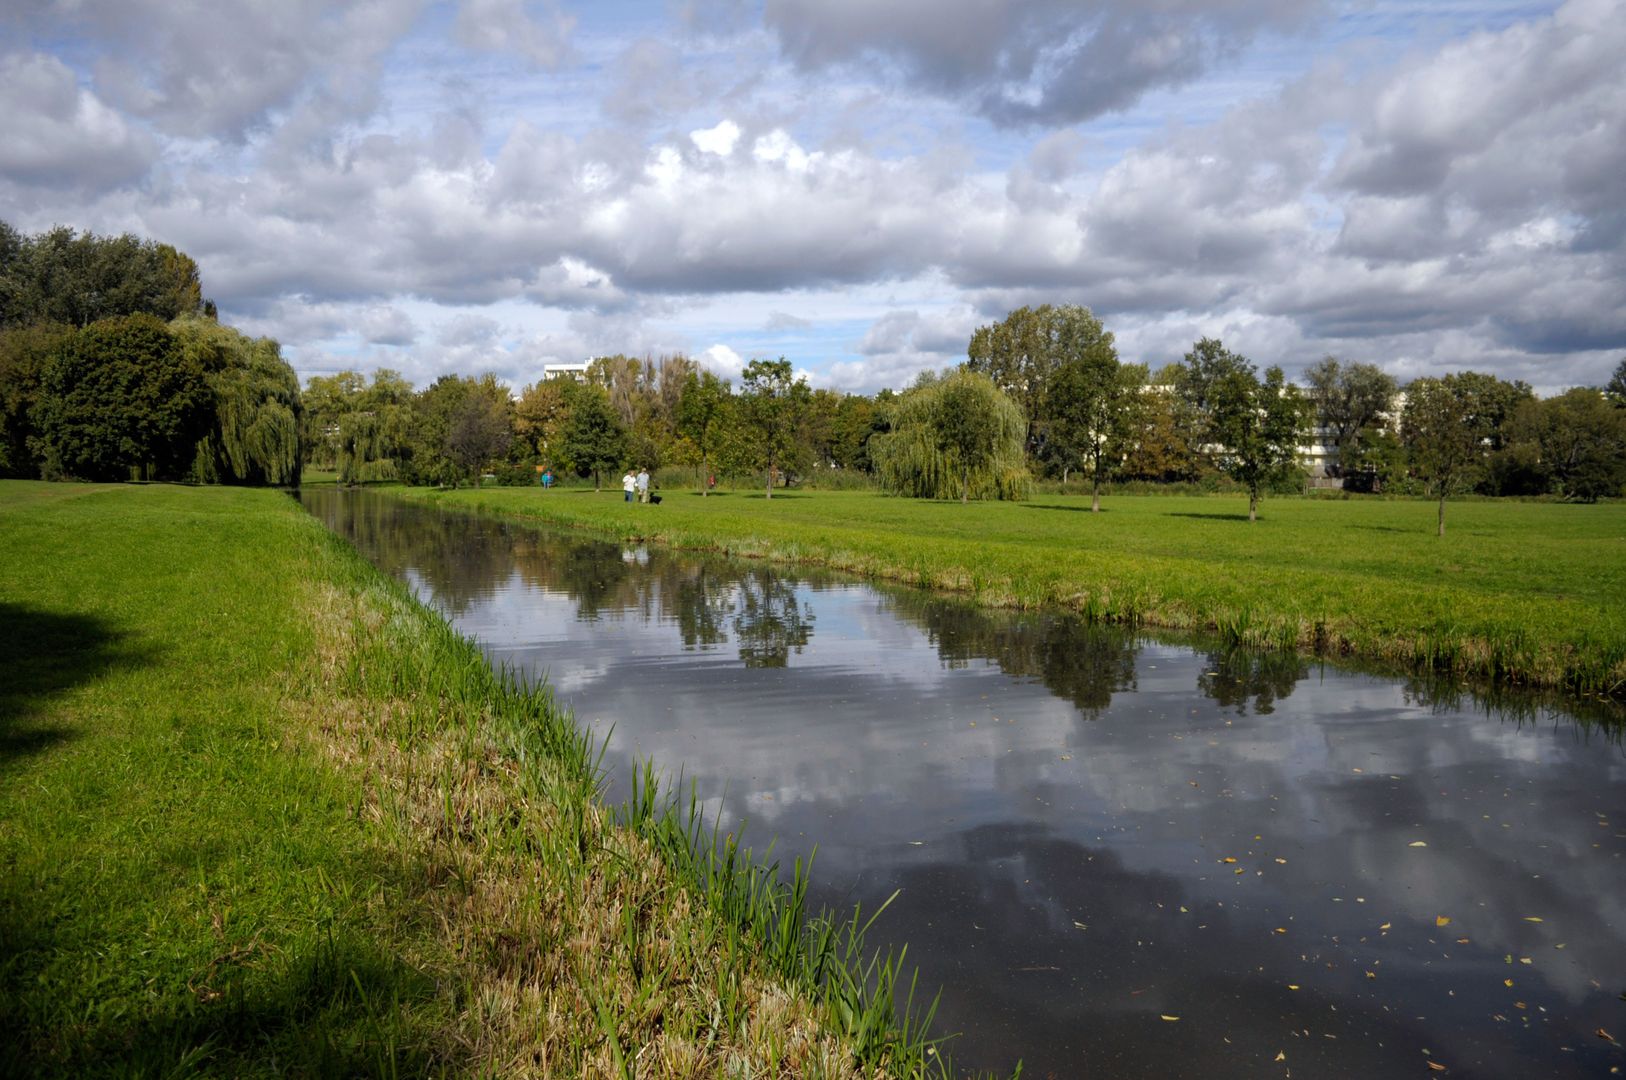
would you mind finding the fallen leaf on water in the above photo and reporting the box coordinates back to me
[1380,922,1392,930]
[1523,916,1544,923]
[1598,1028,1615,1041]
[1287,984,1300,991]
[1409,841,1429,848]
[1275,857,1287,864]
[1366,971,1376,979]
[1436,916,1452,927]
[1160,1015,1180,1022]
[1274,927,1287,934]
[908,841,924,846]
[1274,1051,1286,1062]
[1504,978,1515,987]
[1222,857,1238,864]
[1456,937,1470,944]
[1073,922,1088,930]
[1235,868,1246,875]
[1519,957,1532,965]
[1427,1062,1448,1073]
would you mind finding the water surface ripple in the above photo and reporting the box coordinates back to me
[303,489,1626,1078]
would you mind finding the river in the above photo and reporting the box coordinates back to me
[301,488,1625,1078]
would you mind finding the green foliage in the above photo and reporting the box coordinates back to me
[966,303,1116,454]
[676,368,731,494]
[872,368,1030,502]
[0,222,206,329]
[1507,387,1626,501]
[1605,357,1626,407]
[736,358,813,498]
[445,385,513,485]
[556,382,630,490]
[1206,358,1308,520]
[34,314,212,481]
[1401,372,1519,534]
[0,322,72,478]
[1047,343,1146,509]
[170,316,303,486]
[1303,356,1398,474]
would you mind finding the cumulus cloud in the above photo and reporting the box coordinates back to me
[0,51,156,191]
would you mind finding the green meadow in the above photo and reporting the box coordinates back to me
[0,481,944,1078]
[392,485,1626,696]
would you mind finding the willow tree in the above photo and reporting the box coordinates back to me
[170,316,303,485]
[872,369,1029,502]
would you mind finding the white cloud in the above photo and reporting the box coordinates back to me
[690,119,741,156]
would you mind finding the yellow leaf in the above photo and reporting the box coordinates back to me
[1504,978,1515,987]
[1523,916,1543,923]
[1222,857,1238,863]
[1274,1051,1286,1062]
[1380,922,1392,930]
[1427,1062,1448,1073]
[1436,915,1451,927]
[1408,841,1428,848]
[1160,1014,1180,1022]
[1273,927,1287,934]
[1287,984,1300,991]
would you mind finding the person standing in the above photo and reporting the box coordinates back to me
[622,469,636,502]
[636,467,650,504]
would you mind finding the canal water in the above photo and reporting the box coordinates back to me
[302,488,1625,1078]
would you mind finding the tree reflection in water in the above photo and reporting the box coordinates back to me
[731,568,814,667]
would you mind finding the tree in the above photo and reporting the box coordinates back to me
[1508,388,1626,501]
[1206,359,1306,521]
[872,369,1030,501]
[1303,356,1397,476]
[966,304,1116,458]
[1606,357,1626,407]
[446,392,513,486]
[0,322,72,477]
[736,358,811,499]
[1047,346,1146,511]
[170,316,303,485]
[676,369,730,495]
[1121,384,1197,483]
[557,382,628,491]
[1171,337,1254,459]
[1401,374,1497,536]
[34,314,211,480]
[514,376,575,462]
[1,223,208,328]
[301,370,367,468]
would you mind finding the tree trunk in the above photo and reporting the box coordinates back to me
[1091,465,1100,513]
[1248,490,1258,522]
[765,465,773,500]
[1438,493,1446,537]
[593,469,601,492]
[962,466,969,504]
[700,453,708,496]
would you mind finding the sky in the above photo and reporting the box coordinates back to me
[3,0,1623,395]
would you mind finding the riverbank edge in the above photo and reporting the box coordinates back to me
[386,485,1625,702]
[0,481,952,1077]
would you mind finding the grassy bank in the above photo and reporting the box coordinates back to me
[0,481,946,1077]
[389,485,1625,697]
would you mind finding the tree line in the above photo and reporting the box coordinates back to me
[1,223,301,484]
[3,224,1620,516]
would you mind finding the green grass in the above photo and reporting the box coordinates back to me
[0,481,958,1078]
[389,484,1626,696]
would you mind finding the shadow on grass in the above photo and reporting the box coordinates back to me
[1164,511,1253,522]
[0,876,446,1079]
[0,602,153,768]
[1019,503,1113,515]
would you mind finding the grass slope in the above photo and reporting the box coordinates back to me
[391,485,1626,696]
[0,481,947,1078]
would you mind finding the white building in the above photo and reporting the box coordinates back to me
[542,362,589,382]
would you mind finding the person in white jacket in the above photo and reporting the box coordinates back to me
[622,470,636,502]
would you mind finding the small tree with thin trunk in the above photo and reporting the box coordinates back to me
[1401,375,1493,536]
[676,368,730,496]
[1208,362,1306,522]
[737,358,810,500]
[1048,352,1146,512]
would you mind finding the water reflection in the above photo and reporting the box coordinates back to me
[302,489,1626,1079]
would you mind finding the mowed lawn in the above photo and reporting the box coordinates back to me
[0,481,921,1078]
[396,485,1626,693]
